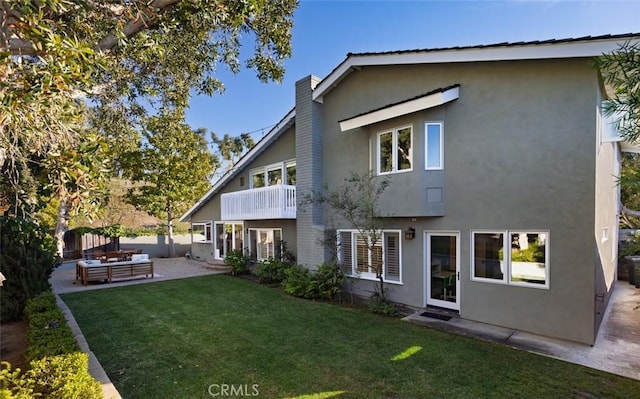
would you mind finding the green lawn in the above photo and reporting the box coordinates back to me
[61,275,640,399]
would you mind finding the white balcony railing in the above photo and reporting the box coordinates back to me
[221,185,296,220]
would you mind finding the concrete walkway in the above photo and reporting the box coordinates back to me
[50,257,229,399]
[404,281,640,380]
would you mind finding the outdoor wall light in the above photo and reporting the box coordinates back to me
[404,227,415,240]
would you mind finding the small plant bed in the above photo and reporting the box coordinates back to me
[61,275,640,399]
[0,291,102,398]
[223,249,251,275]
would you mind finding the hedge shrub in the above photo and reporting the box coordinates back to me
[29,353,101,399]
[0,291,102,399]
[25,292,78,362]
[0,215,60,322]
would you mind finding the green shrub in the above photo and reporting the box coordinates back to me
[0,362,37,398]
[368,296,400,317]
[0,292,102,399]
[0,354,102,399]
[0,214,60,322]
[282,263,345,301]
[224,249,251,275]
[314,262,345,301]
[25,292,79,362]
[620,233,640,257]
[29,353,101,399]
[283,266,317,298]
[254,258,292,284]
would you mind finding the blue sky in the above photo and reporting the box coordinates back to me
[185,0,640,142]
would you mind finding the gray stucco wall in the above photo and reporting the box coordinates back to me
[318,58,600,344]
[593,92,621,332]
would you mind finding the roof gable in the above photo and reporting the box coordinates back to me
[179,109,295,222]
[313,33,640,102]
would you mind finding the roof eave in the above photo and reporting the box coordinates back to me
[313,35,640,102]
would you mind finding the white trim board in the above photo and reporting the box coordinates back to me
[340,86,459,132]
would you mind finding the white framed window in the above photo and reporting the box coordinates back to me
[192,222,213,243]
[337,230,402,283]
[214,222,244,259]
[377,125,412,175]
[286,161,296,186]
[250,160,296,188]
[251,169,266,188]
[249,228,282,261]
[425,122,443,170]
[471,230,549,289]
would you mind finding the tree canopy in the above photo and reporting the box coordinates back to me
[305,171,392,300]
[1,0,297,213]
[123,109,218,257]
[596,40,640,142]
[597,40,640,221]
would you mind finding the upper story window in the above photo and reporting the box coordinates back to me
[250,160,296,189]
[425,122,444,170]
[377,125,412,175]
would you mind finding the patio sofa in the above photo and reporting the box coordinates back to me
[76,254,154,286]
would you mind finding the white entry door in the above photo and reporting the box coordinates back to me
[425,232,460,311]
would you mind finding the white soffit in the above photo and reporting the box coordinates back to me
[339,86,459,132]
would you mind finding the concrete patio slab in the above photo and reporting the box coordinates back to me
[403,281,640,381]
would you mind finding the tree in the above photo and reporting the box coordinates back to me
[596,40,640,219]
[596,40,640,142]
[619,153,640,227]
[124,109,219,257]
[0,214,60,322]
[1,0,297,255]
[211,132,256,172]
[306,171,392,301]
[1,0,297,214]
[42,131,111,257]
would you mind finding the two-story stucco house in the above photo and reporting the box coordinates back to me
[180,34,639,345]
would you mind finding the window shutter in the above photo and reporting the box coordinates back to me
[385,232,400,281]
[338,231,353,275]
[356,234,369,273]
[371,241,383,276]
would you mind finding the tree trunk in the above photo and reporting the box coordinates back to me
[54,200,69,259]
[376,272,387,302]
[621,203,640,219]
[167,205,175,258]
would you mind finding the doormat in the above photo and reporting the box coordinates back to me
[420,311,452,321]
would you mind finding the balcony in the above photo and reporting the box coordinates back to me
[221,185,296,220]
